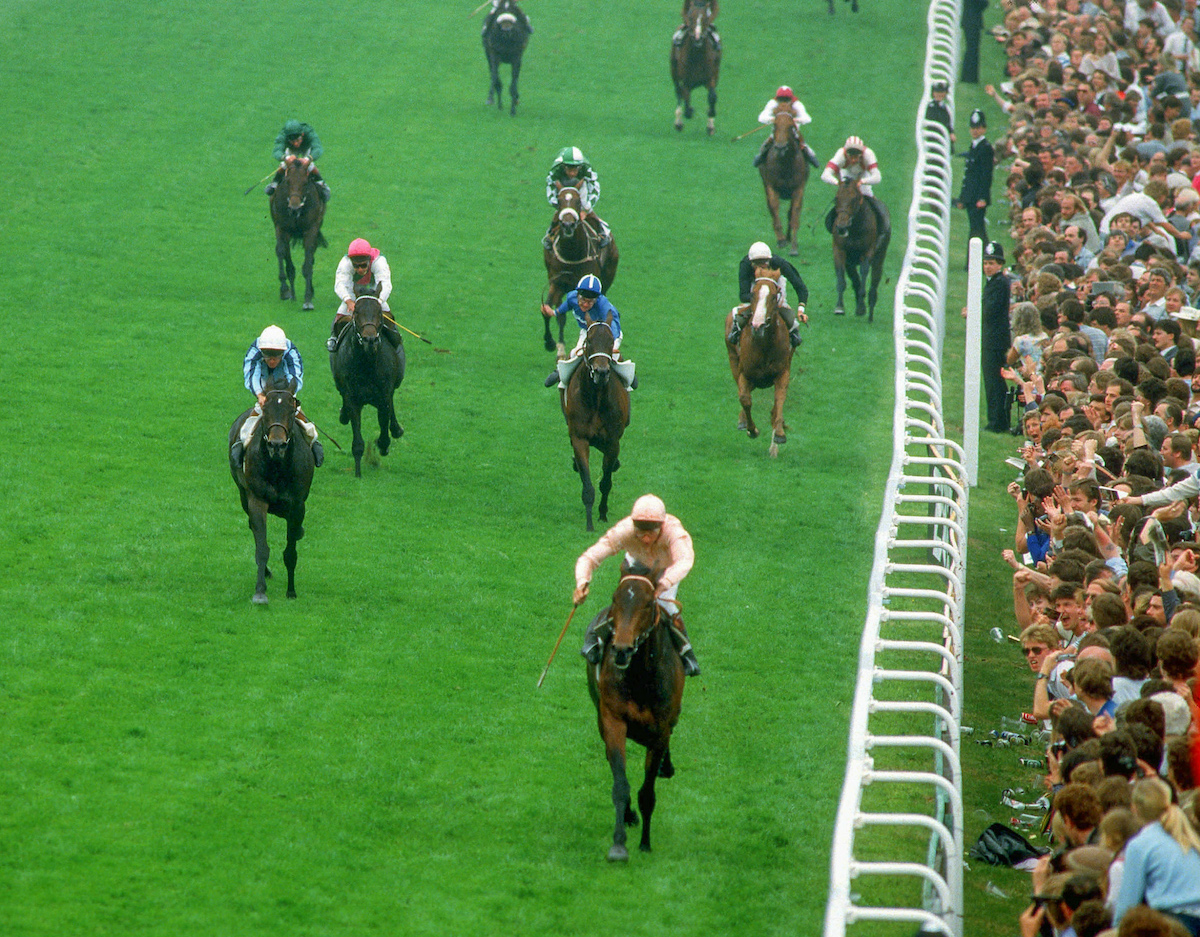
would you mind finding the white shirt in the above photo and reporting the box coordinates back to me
[821,146,881,195]
[334,254,392,316]
[757,98,812,126]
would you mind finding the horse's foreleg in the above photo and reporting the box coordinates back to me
[571,435,595,531]
[374,400,392,457]
[736,374,758,439]
[248,499,270,604]
[833,250,848,314]
[485,48,500,107]
[867,246,887,323]
[556,311,568,361]
[639,745,666,853]
[763,185,785,249]
[597,440,620,524]
[349,405,365,478]
[786,189,804,256]
[301,239,318,310]
[683,86,694,120]
[850,256,868,317]
[603,717,633,863]
[769,371,791,457]
[284,502,305,599]
[706,83,717,136]
[275,231,295,301]
[509,58,520,116]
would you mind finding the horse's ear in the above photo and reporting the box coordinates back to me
[605,310,613,326]
[288,378,299,396]
[584,311,595,326]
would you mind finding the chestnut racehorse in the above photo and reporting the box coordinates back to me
[725,276,795,457]
[542,187,619,357]
[586,573,685,862]
[758,109,810,256]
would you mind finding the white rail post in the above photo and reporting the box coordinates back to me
[962,237,982,487]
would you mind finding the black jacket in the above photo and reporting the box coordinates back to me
[958,135,994,206]
[739,254,808,305]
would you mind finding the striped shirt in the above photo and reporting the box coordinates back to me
[243,341,304,396]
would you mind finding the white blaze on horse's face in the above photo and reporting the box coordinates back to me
[751,281,770,328]
[496,12,516,26]
[694,17,702,40]
[559,207,579,230]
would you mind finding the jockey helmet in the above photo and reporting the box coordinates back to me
[630,494,667,524]
[774,85,796,101]
[553,146,588,169]
[347,237,379,261]
[748,241,772,262]
[282,119,306,138]
[258,325,288,352]
[576,274,602,297]
[844,136,865,153]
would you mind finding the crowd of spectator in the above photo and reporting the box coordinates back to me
[971,3,1200,935]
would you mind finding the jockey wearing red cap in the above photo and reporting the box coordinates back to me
[753,85,820,168]
[574,494,700,676]
[326,238,402,355]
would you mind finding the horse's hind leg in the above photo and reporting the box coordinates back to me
[638,746,666,853]
[737,374,758,438]
[787,190,804,256]
[706,83,717,136]
[283,503,305,600]
[275,232,295,301]
[301,239,318,310]
[851,258,868,317]
[248,502,270,604]
[833,252,848,315]
[374,402,392,457]
[509,57,520,116]
[556,312,568,360]
[763,185,785,250]
[349,405,365,478]
[597,441,620,524]
[571,436,596,530]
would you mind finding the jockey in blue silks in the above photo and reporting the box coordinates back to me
[541,275,634,389]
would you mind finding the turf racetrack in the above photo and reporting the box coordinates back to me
[1,2,929,934]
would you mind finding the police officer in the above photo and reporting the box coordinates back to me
[981,241,1012,434]
[924,80,955,153]
[957,108,994,270]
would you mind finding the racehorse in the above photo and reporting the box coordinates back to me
[482,0,530,116]
[828,0,860,11]
[330,289,405,478]
[543,187,619,358]
[229,379,315,604]
[670,1,720,135]
[758,109,810,256]
[270,158,327,310]
[586,573,685,862]
[561,317,629,531]
[830,178,890,322]
[725,276,795,457]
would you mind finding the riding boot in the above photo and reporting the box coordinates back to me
[752,137,770,167]
[804,143,820,168]
[668,613,701,677]
[788,321,804,348]
[542,225,556,250]
[318,181,331,202]
[265,168,284,196]
[229,441,244,473]
[727,312,747,344]
[327,321,346,353]
[311,441,325,467]
[544,369,560,388]
[595,218,612,247]
[581,612,613,665]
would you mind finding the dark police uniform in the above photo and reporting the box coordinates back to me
[957,109,994,266]
[981,241,1012,433]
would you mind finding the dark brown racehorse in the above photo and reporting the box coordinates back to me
[482,0,530,116]
[229,380,315,603]
[759,109,810,256]
[270,158,327,310]
[670,2,720,135]
[830,179,890,322]
[330,289,405,477]
[586,573,685,862]
[724,276,795,457]
[542,187,619,357]
[561,317,629,531]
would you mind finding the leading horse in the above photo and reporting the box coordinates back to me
[542,187,619,357]
[270,158,327,310]
[229,380,315,604]
[830,179,890,322]
[330,289,405,477]
[725,276,795,457]
[670,2,720,135]
[586,573,685,862]
[758,109,810,256]
[482,0,530,116]
[561,317,629,531]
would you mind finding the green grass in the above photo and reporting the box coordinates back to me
[0,2,946,935]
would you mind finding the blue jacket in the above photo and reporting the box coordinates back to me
[243,340,304,395]
[556,290,621,341]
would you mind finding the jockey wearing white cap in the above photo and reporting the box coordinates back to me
[729,241,809,347]
[573,494,700,676]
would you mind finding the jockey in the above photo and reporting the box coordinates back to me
[326,238,402,356]
[481,0,532,36]
[265,119,330,202]
[541,274,635,390]
[574,493,701,677]
[729,241,809,347]
[231,325,323,470]
[753,86,820,169]
[672,0,720,49]
[544,146,611,248]
[821,135,890,236]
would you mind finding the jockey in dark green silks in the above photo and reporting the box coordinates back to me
[544,147,610,249]
[265,119,331,202]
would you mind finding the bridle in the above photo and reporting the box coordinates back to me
[583,321,614,381]
[611,574,663,666]
[352,298,383,347]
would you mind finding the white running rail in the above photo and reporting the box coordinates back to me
[822,2,967,935]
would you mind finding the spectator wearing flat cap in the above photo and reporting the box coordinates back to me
[957,109,994,270]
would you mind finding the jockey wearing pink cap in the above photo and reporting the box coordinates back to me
[753,85,820,168]
[327,238,401,353]
[573,493,700,676]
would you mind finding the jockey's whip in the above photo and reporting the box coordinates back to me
[382,313,433,345]
[730,125,764,142]
[310,424,344,451]
[537,602,580,688]
[243,170,276,196]
[468,0,491,16]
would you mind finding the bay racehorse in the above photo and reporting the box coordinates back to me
[270,158,327,310]
[829,178,890,322]
[670,1,720,134]
[759,109,810,256]
[725,276,795,457]
[482,0,530,116]
[330,289,405,477]
[586,573,684,862]
[229,379,315,603]
[543,187,619,358]
[561,317,628,531]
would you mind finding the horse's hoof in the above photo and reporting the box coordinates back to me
[789,244,799,257]
[286,590,297,599]
[773,433,787,445]
[777,240,787,250]
[834,307,846,316]
[855,307,866,317]
[392,424,403,438]
[607,845,629,863]
[675,121,683,132]
[302,301,314,311]
[639,842,652,853]
[706,124,715,137]
[748,427,760,439]
[251,592,268,605]
[736,416,747,432]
